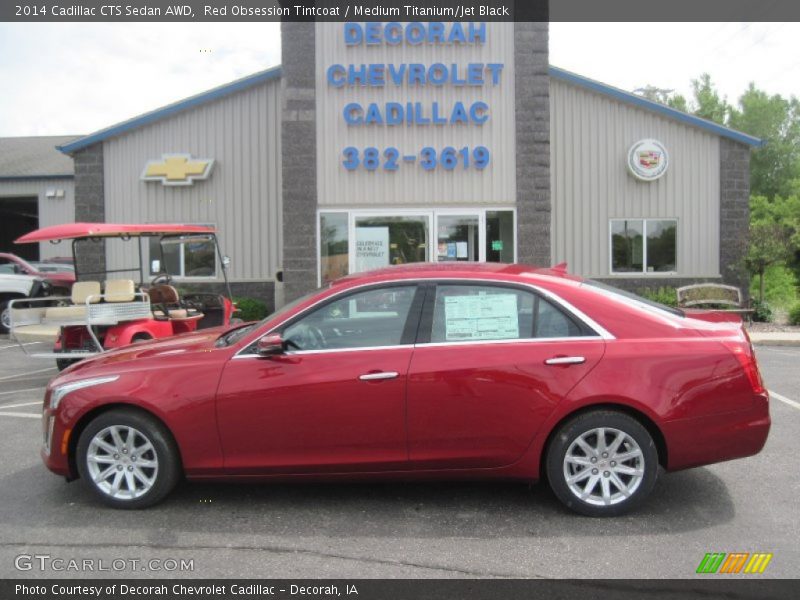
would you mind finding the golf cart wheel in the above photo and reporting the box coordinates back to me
[56,358,81,371]
[0,301,10,334]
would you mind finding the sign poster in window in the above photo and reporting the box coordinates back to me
[355,227,390,272]
[444,293,519,341]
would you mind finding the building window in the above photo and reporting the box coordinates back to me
[610,219,677,274]
[320,212,349,285]
[318,209,516,285]
[149,227,217,278]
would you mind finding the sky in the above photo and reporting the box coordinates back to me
[0,22,798,137]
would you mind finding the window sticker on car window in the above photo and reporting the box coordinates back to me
[443,294,519,341]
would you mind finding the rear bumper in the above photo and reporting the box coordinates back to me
[663,392,770,471]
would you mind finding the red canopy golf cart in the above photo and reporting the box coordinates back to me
[9,223,236,370]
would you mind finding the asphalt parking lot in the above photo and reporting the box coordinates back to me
[0,339,797,579]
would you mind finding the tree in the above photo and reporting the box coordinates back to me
[633,85,687,111]
[635,75,800,199]
[745,221,793,302]
[729,85,800,199]
[689,74,730,125]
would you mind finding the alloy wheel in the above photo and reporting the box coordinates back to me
[562,427,645,506]
[86,425,159,500]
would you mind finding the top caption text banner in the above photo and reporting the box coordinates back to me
[4,1,800,22]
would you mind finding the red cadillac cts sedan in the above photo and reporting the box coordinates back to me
[41,263,770,516]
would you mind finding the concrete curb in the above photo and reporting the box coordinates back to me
[749,333,800,347]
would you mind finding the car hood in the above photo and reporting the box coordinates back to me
[61,327,231,378]
[40,272,75,284]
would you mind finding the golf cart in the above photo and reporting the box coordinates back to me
[9,223,236,370]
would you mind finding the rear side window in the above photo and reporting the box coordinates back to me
[535,296,584,338]
[429,284,592,343]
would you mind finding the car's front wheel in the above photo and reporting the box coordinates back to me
[76,409,181,509]
[546,410,659,517]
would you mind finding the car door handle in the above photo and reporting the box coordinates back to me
[544,356,586,366]
[359,371,399,381]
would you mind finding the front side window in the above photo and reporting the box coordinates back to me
[149,231,216,278]
[611,219,677,274]
[429,284,591,343]
[283,285,418,351]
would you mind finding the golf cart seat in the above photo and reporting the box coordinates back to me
[44,281,101,321]
[148,284,203,320]
[104,279,136,302]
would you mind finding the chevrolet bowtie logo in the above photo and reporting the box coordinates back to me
[141,154,214,186]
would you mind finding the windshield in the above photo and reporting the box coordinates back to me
[583,280,685,318]
[215,286,328,348]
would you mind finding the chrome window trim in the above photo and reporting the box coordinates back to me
[233,343,412,359]
[414,336,605,349]
[232,276,615,359]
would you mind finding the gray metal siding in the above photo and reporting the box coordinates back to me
[550,78,720,278]
[0,178,75,259]
[103,80,282,281]
[315,22,517,207]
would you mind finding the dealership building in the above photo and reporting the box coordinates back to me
[0,22,761,309]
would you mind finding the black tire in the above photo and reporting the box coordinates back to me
[56,358,81,371]
[546,410,659,517]
[76,408,181,509]
[0,301,10,334]
[131,333,153,343]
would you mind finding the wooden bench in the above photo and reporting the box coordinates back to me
[676,283,755,321]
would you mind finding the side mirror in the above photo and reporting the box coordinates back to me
[256,333,284,357]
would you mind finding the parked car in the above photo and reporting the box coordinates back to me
[39,263,770,515]
[0,252,75,294]
[0,273,51,333]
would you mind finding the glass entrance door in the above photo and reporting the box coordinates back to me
[353,214,430,273]
[435,214,480,262]
[318,209,516,285]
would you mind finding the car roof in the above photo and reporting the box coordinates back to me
[330,262,583,286]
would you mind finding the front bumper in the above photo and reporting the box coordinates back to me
[41,400,72,478]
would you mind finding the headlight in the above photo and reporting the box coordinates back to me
[50,375,120,410]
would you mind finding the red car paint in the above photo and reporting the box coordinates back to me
[41,263,770,486]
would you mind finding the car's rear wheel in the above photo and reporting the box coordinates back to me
[76,409,181,509]
[546,410,659,517]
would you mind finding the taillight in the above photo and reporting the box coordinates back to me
[722,340,765,394]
